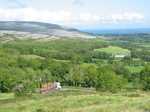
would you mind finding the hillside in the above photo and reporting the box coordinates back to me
[0,33,150,112]
[0,88,150,112]
[0,21,93,39]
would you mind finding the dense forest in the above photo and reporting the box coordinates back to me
[0,34,150,95]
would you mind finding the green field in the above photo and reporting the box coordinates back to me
[0,88,150,112]
[94,46,130,55]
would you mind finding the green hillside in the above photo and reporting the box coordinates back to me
[0,88,150,112]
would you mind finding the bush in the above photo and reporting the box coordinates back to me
[13,81,36,96]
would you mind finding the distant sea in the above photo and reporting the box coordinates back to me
[82,28,150,35]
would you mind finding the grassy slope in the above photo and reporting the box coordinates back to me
[94,46,130,55]
[0,88,150,112]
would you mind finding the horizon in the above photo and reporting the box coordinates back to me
[0,0,150,30]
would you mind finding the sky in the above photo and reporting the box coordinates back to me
[0,0,150,30]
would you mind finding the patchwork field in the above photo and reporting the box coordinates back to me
[0,88,150,112]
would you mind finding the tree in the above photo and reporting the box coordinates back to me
[67,65,84,86]
[80,64,98,87]
[95,67,126,92]
[140,65,150,90]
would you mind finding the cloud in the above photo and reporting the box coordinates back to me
[0,7,144,26]
[0,8,72,23]
[111,12,144,23]
[73,12,144,25]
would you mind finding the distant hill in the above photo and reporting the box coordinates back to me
[0,21,93,39]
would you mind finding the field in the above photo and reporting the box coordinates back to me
[0,87,150,112]
[94,46,130,56]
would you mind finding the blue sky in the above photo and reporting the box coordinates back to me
[0,0,149,29]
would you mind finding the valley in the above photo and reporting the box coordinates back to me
[0,22,150,112]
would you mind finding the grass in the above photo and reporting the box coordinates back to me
[0,87,150,112]
[94,46,130,56]
[0,93,14,100]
